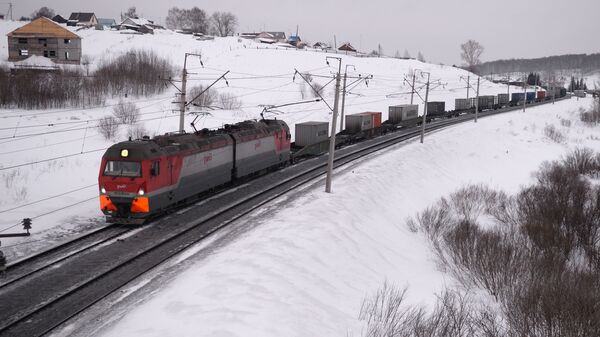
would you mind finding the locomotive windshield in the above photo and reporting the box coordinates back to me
[104,161,141,177]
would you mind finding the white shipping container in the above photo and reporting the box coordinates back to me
[295,121,329,147]
[345,114,372,133]
[388,104,418,124]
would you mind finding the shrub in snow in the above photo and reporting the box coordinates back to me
[311,82,325,98]
[580,99,600,125]
[188,85,218,109]
[98,116,119,140]
[113,100,139,125]
[218,93,242,110]
[543,124,565,143]
[359,283,495,337]
[409,150,600,336]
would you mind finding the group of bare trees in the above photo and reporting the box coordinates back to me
[165,7,237,36]
[387,148,600,337]
[0,50,173,109]
[31,6,55,19]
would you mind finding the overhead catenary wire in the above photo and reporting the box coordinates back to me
[0,184,97,214]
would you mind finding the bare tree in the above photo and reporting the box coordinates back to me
[165,7,184,30]
[121,6,137,21]
[186,7,208,33]
[113,100,139,124]
[210,12,238,37]
[31,7,55,19]
[461,40,484,73]
[98,116,119,140]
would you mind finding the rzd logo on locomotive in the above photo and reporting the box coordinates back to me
[203,153,213,164]
[255,140,261,150]
[117,184,126,189]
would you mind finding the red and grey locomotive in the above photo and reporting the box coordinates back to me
[98,119,291,224]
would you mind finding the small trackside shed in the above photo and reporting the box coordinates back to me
[7,17,81,65]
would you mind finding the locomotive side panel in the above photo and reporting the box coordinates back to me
[234,136,279,177]
[170,145,235,203]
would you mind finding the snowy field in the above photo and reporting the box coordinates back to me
[48,96,598,337]
[0,21,525,259]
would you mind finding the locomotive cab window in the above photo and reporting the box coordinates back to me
[104,161,141,177]
[151,161,160,176]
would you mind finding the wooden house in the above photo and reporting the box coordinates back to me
[118,17,163,34]
[338,43,357,53]
[67,12,97,26]
[52,14,68,24]
[7,17,82,64]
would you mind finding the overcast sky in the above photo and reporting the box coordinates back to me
[8,0,600,65]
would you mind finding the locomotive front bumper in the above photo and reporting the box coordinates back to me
[100,194,150,224]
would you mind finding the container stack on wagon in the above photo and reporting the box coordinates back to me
[536,91,546,101]
[471,95,496,111]
[455,98,474,112]
[293,121,330,157]
[388,104,419,126]
[345,111,382,133]
[425,101,446,120]
[574,90,586,98]
[497,93,509,107]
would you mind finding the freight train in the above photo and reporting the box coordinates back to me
[453,87,568,114]
[99,88,569,224]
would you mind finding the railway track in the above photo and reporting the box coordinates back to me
[0,225,133,290]
[0,97,568,337]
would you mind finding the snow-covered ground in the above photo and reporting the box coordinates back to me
[0,21,525,258]
[49,96,597,337]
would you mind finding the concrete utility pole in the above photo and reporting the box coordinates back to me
[466,74,470,99]
[339,64,355,132]
[410,71,416,104]
[325,57,342,193]
[475,76,480,123]
[179,53,202,133]
[523,82,527,112]
[420,71,430,144]
[179,55,189,133]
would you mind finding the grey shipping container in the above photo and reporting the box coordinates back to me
[346,113,373,133]
[455,98,473,111]
[497,93,509,105]
[426,101,445,114]
[471,95,496,110]
[574,90,586,98]
[388,104,419,124]
[295,121,329,147]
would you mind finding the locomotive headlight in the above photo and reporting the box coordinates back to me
[138,188,145,196]
[101,187,106,194]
